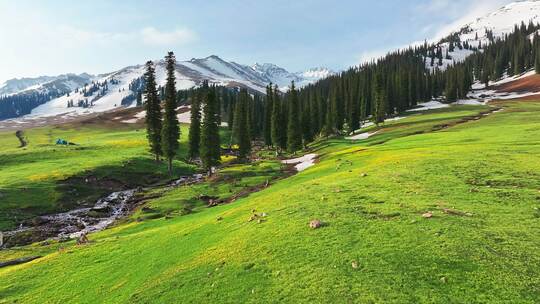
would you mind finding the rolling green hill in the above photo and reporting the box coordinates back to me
[1,100,539,303]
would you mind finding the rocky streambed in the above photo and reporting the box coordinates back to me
[1,174,204,248]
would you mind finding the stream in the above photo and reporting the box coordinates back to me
[1,174,204,248]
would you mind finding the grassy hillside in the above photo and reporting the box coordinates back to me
[1,101,539,303]
[0,119,196,231]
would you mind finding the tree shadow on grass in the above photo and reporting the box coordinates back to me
[0,157,196,231]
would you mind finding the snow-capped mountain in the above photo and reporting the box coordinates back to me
[459,0,540,41]
[429,0,540,70]
[0,55,331,120]
[0,73,94,97]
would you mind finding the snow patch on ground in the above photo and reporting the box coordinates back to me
[135,110,146,119]
[177,111,191,124]
[282,153,318,172]
[407,100,450,112]
[346,131,379,141]
[384,116,406,122]
[472,70,536,90]
[453,99,486,105]
[469,89,540,101]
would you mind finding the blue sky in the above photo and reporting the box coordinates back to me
[0,0,511,83]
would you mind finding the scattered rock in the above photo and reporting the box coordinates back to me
[422,212,433,219]
[360,173,368,177]
[248,211,268,222]
[91,205,111,213]
[351,260,359,269]
[77,233,89,245]
[309,220,322,229]
[440,276,447,283]
[31,216,50,226]
[216,216,223,221]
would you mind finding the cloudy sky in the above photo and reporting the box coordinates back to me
[0,0,511,83]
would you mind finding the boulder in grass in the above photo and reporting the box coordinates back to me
[309,220,322,229]
[422,212,433,219]
[77,233,89,245]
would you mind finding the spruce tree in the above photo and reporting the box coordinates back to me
[301,91,313,146]
[233,88,252,160]
[263,84,273,147]
[323,95,335,136]
[372,73,386,125]
[188,91,201,159]
[200,82,221,173]
[271,86,285,153]
[446,71,457,102]
[161,52,180,174]
[348,86,360,133]
[287,81,302,153]
[143,61,162,162]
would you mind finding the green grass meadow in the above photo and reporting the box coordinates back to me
[0,101,539,303]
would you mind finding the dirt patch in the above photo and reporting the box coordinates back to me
[0,106,146,132]
[430,107,502,131]
[490,74,540,93]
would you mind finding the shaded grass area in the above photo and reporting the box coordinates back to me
[1,102,539,303]
[132,160,284,221]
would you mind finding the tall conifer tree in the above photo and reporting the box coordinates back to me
[161,52,180,174]
[144,61,162,162]
[263,84,273,147]
[372,73,386,125]
[200,82,221,173]
[287,81,302,153]
[233,88,252,160]
[188,91,201,159]
[271,85,285,153]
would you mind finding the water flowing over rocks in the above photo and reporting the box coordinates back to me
[1,174,206,248]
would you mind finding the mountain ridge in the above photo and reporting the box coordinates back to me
[0,55,332,120]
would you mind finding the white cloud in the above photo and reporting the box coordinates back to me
[140,27,197,46]
[422,0,455,13]
[55,26,133,45]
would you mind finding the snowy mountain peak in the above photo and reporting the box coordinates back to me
[459,0,540,40]
[0,73,94,97]
[1,55,331,120]
[426,0,540,71]
[298,67,334,79]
